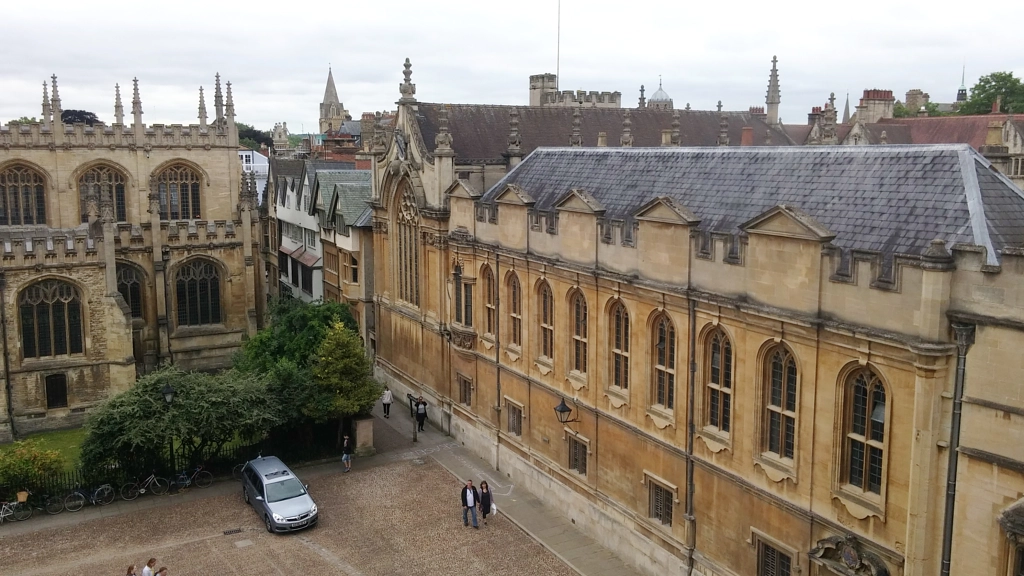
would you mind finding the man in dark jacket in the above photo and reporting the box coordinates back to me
[460,480,480,528]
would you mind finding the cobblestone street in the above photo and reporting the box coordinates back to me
[0,457,576,576]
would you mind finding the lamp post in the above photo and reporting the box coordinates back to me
[553,397,580,425]
[162,383,175,469]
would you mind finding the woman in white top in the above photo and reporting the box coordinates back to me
[142,558,156,576]
[381,387,394,418]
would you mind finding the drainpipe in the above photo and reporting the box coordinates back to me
[494,253,501,471]
[939,323,975,576]
[685,296,697,575]
[0,271,17,440]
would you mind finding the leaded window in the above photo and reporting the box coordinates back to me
[458,374,472,406]
[610,302,629,389]
[45,373,69,409]
[652,315,676,409]
[155,164,202,220]
[758,542,792,576]
[539,281,554,359]
[649,481,673,526]
[765,347,798,459]
[508,273,522,346]
[395,186,419,305]
[844,368,886,495]
[706,330,732,432]
[570,291,588,374]
[79,165,127,222]
[19,279,84,358]
[568,436,587,475]
[175,260,221,327]
[0,164,47,225]
[507,403,523,436]
[116,264,144,319]
[482,266,495,335]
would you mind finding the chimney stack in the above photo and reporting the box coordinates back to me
[597,131,607,147]
[993,95,1003,114]
[741,126,754,146]
[661,129,673,146]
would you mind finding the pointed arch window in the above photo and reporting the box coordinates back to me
[79,165,127,222]
[19,279,84,359]
[175,260,221,326]
[610,302,629,389]
[705,329,732,431]
[482,266,495,335]
[570,291,588,374]
[508,273,522,347]
[155,164,202,220]
[652,315,676,409]
[116,264,144,319]
[843,368,886,495]
[539,281,554,359]
[395,185,419,306]
[764,347,798,459]
[0,164,47,225]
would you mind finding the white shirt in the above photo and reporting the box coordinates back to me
[143,567,154,576]
[465,488,475,507]
[382,390,393,404]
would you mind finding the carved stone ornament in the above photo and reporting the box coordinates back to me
[450,324,477,350]
[372,220,389,234]
[808,535,889,576]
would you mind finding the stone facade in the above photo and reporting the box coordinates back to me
[0,75,262,440]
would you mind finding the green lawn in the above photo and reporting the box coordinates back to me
[0,428,87,471]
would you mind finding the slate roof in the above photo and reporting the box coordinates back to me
[485,145,1024,265]
[414,104,795,163]
[303,160,356,191]
[311,170,371,224]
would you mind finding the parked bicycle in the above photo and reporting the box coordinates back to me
[172,465,213,490]
[23,488,64,515]
[64,483,116,512]
[120,472,169,501]
[0,494,33,523]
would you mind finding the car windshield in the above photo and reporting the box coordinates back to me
[265,478,306,503]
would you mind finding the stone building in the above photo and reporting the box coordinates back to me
[529,73,623,108]
[0,75,262,440]
[365,57,1024,576]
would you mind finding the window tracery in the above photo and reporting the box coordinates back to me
[175,260,221,326]
[19,279,84,358]
[0,164,47,225]
[155,164,202,220]
[79,165,127,222]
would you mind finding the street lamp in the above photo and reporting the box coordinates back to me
[162,383,176,470]
[554,397,580,425]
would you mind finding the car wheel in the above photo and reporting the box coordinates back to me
[265,515,273,533]
[243,487,249,504]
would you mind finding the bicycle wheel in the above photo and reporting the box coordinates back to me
[195,470,214,488]
[12,502,32,521]
[95,485,115,506]
[150,477,170,495]
[120,483,140,501]
[232,463,245,482]
[64,492,86,512]
[45,495,64,514]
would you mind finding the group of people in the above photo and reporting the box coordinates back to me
[380,386,429,432]
[125,558,167,576]
[459,479,495,529]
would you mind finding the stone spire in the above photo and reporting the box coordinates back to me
[50,75,62,121]
[399,58,417,103]
[323,67,340,107]
[620,110,634,147]
[717,113,730,146]
[822,93,838,145]
[671,109,681,146]
[214,73,224,122]
[131,77,143,123]
[638,84,646,109]
[198,86,208,128]
[766,55,781,126]
[114,84,124,125]
[225,81,235,119]
[41,82,52,128]
[435,105,454,153]
[842,93,851,124]
[569,107,582,147]
[507,107,521,154]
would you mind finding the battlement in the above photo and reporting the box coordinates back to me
[0,227,103,268]
[0,121,234,150]
[542,90,623,108]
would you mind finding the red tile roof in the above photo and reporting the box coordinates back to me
[876,115,1024,149]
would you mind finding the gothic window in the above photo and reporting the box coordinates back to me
[539,281,554,360]
[78,165,127,222]
[652,315,676,409]
[19,279,84,359]
[843,367,886,495]
[116,264,144,319]
[482,266,495,335]
[610,302,630,390]
[0,164,47,225]
[508,273,522,347]
[155,164,202,220]
[570,291,588,374]
[174,260,222,327]
[764,346,798,459]
[45,374,69,410]
[705,329,733,432]
[395,185,419,306]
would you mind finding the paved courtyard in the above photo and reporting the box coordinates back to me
[0,458,577,576]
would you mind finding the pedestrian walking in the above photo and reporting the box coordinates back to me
[341,434,353,473]
[155,568,168,576]
[416,396,428,431]
[381,386,394,418]
[125,565,138,576]
[461,479,480,529]
[142,559,157,576]
[479,481,494,525]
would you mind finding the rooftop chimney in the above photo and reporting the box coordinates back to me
[993,95,1003,114]
[741,126,754,146]
[597,131,607,147]
[661,129,673,146]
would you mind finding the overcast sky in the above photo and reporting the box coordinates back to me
[3,0,1022,133]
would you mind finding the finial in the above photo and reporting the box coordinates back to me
[961,63,966,89]
[828,92,836,108]
[718,113,729,146]
[717,100,723,113]
[214,73,224,121]
[50,74,62,117]
[41,82,52,125]
[765,129,772,146]
[198,86,208,128]
[508,107,522,152]
[659,74,663,89]
[671,109,680,146]
[131,77,142,117]
[620,110,634,147]
[685,103,691,111]
[435,105,453,151]
[114,83,124,125]
[225,81,235,118]
[880,130,888,144]
[766,55,782,126]
[569,107,582,147]
[638,84,646,108]
[399,58,417,102]
[372,111,387,152]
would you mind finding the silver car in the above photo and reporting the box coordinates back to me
[241,455,319,533]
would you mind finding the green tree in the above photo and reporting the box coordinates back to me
[893,101,910,118]
[80,366,279,473]
[309,322,382,444]
[958,72,1024,115]
[0,439,64,496]
[61,109,101,125]
[287,134,304,148]
[9,116,38,124]
[236,121,273,150]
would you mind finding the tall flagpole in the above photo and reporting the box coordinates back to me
[556,0,561,91]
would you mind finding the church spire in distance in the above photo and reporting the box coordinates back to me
[957,64,968,103]
[766,56,781,127]
[323,67,340,105]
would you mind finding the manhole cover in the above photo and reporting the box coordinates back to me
[412,459,425,465]
[223,528,242,535]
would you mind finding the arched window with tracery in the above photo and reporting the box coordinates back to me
[610,302,629,389]
[79,165,127,222]
[507,273,522,347]
[705,329,733,431]
[175,260,221,326]
[155,164,202,220]
[652,314,676,409]
[395,185,419,306]
[538,281,554,359]
[843,367,887,495]
[570,291,588,374]
[0,164,47,225]
[764,346,798,459]
[116,264,144,319]
[19,279,84,358]
[481,266,495,335]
